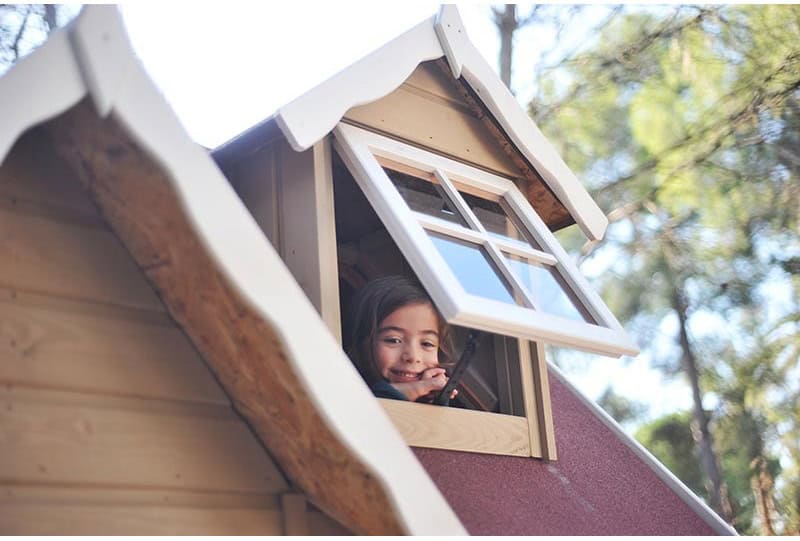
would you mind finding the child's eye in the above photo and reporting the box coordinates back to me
[422,341,437,349]
[382,337,402,345]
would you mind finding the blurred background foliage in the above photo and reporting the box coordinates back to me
[491,4,798,534]
[1,3,797,536]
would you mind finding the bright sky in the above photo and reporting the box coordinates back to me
[118,3,694,426]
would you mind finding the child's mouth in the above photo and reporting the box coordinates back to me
[390,369,421,382]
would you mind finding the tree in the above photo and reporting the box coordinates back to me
[0,4,78,74]
[521,3,799,533]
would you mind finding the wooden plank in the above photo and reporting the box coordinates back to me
[225,141,281,249]
[281,492,309,535]
[379,398,530,457]
[0,502,283,535]
[0,127,102,225]
[530,341,557,460]
[278,138,342,342]
[403,61,471,109]
[44,101,413,535]
[312,138,343,343]
[0,208,165,313]
[0,484,281,509]
[0,297,227,404]
[518,339,543,458]
[308,509,352,535]
[0,386,289,493]
[345,85,522,179]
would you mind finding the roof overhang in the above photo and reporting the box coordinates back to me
[0,6,465,535]
[270,5,609,241]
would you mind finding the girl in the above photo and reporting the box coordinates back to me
[346,275,457,403]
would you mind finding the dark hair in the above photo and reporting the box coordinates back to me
[346,275,452,385]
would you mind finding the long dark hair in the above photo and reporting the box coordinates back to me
[346,275,452,385]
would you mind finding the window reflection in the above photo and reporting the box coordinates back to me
[428,232,517,305]
[504,254,591,323]
[383,167,467,227]
[457,189,530,245]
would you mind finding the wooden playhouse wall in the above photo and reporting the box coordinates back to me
[0,127,345,535]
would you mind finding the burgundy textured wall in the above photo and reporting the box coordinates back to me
[413,372,720,535]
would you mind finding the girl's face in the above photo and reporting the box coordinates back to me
[373,302,440,383]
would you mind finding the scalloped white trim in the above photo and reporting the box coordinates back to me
[0,6,465,535]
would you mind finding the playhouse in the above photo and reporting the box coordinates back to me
[0,5,734,535]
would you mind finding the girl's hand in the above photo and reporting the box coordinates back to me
[392,368,458,402]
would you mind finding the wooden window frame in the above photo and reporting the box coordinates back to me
[333,122,637,358]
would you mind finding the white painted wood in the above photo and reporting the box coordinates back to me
[275,16,444,152]
[0,6,466,535]
[0,31,86,161]
[452,35,609,240]
[548,363,737,535]
[68,6,134,117]
[335,123,638,357]
[434,5,469,79]
[271,5,608,240]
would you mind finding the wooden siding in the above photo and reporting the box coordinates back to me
[0,128,347,535]
[343,60,572,230]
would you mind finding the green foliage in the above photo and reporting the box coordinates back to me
[636,411,707,498]
[526,3,800,533]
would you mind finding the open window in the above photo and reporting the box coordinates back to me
[333,123,637,357]
[331,124,637,460]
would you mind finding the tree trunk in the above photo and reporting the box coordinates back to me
[495,4,517,89]
[44,4,58,32]
[672,286,735,524]
[750,455,777,535]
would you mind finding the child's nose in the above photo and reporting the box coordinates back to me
[402,345,420,363]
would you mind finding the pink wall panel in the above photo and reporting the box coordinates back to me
[413,371,720,535]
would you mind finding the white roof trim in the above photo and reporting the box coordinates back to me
[0,6,465,535]
[548,363,738,536]
[275,14,444,153]
[275,5,608,241]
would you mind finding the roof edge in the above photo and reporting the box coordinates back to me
[548,363,738,536]
[275,14,443,152]
[0,6,465,535]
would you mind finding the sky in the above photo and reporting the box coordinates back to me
[117,3,694,426]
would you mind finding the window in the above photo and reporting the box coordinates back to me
[330,124,636,460]
[333,123,637,357]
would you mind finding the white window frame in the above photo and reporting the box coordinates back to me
[333,122,637,357]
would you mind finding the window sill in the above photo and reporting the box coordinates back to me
[378,398,535,458]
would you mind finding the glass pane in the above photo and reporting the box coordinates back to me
[458,190,530,245]
[383,167,467,227]
[504,254,591,322]
[428,232,517,305]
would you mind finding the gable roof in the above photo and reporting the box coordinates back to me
[270,5,609,241]
[0,5,465,535]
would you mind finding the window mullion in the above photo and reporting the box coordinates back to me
[433,169,485,234]
[415,212,486,244]
[493,238,558,266]
[483,240,538,310]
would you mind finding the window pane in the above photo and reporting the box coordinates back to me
[383,167,467,227]
[458,190,530,244]
[504,254,590,322]
[428,232,517,305]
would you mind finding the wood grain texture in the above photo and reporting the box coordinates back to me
[281,492,309,536]
[0,502,283,535]
[44,100,406,535]
[0,386,288,493]
[0,295,227,404]
[344,61,572,231]
[379,399,530,457]
[431,60,573,232]
[0,208,165,312]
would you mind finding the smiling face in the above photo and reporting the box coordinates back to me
[373,302,441,383]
